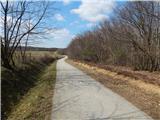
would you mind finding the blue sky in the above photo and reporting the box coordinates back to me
[35,0,125,48]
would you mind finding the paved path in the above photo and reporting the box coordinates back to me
[51,57,152,120]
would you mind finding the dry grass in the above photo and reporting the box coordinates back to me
[74,60,160,86]
[2,51,60,119]
[14,51,61,66]
[67,59,160,120]
[25,51,58,58]
[8,62,57,120]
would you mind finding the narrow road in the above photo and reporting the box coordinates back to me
[51,57,152,120]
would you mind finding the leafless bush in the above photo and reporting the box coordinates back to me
[39,54,56,64]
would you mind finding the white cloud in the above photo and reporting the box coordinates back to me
[45,28,75,48]
[49,28,74,40]
[63,0,71,5]
[86,23,96,28]
[71,0,115,22]
[69,20,79,26]
[54,13,65,21]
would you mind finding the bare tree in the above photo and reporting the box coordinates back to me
[118,1,160,71]
[67,1,160,71]
[0,0,49,69]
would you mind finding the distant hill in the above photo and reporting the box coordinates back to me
[16,46,58,51]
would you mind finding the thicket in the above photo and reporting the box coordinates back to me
[67,1,160,71]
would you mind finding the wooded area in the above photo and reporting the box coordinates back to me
[67,1,160,71]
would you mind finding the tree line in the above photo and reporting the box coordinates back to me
[67,1,160,71]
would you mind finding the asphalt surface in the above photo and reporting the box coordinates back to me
[51,57,152,120]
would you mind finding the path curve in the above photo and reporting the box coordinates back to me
[51,57,152,120]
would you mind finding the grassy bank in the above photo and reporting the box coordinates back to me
[7,61,57,120]
[67,59,160,120]
[1,51,60,119]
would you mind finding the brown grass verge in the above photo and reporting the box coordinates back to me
[67,59,160,120]
[73,60,160,86]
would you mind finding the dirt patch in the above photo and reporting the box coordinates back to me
[67,59,160,120]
